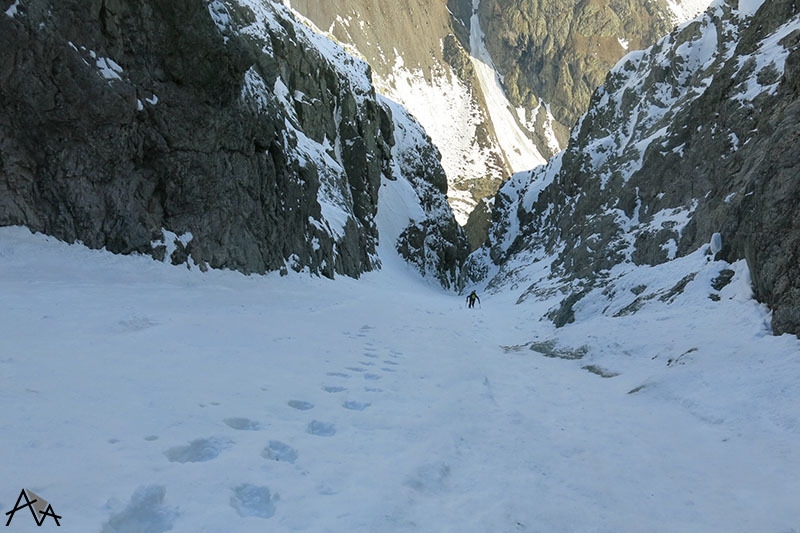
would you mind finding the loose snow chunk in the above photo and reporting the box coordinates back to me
[96,56,124,81]
[207,0,232,33]
[293,90,310,103]
[151,229,193,264]
[273,78,299,121]
[241,67,271,111]
[662,238,678,260]
[710,232,723,254]
[647,201,698,236]
[728,132,740,151]
[5,0,20,17]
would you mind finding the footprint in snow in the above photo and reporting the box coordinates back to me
[343,400,370,411]
[262,440,298,463]
[364,373,381,381]
[164,436,232,463]
[101,485,178,533]
[287,400,314,411]
[307,421,336,437]
[405,462,452,494]
[230,484,277,519]
[224,417,262,430]
[345,366,365,373]
[326,372,349,378]
[117,316,159,333]
[323,386,346,393]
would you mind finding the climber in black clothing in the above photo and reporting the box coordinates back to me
[466,290,481,309]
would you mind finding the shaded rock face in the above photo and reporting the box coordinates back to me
[0,0,391,277]
[464,198,493,251]
[478,0,674,129]
[722,10,800,336]
[394,153,471,291]
[483,0,800,336]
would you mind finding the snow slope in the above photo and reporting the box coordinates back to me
[666,0,717,22]
[380,59,503,225]
[1,224,798,532]
[468,0,549,173]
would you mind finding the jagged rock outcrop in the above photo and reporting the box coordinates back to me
[464,198,493,251]
[371,96,470,290]
[393,138,470,288]
[480,0,800,335]
[0,0,468,284]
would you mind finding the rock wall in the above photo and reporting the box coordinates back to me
[482,0,800,335]
[0,0,464,282]
[0,0,385,276]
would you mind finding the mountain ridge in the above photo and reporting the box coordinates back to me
[475,0,800,336]
[288,0,711,227]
